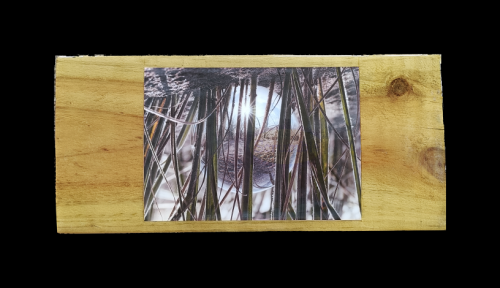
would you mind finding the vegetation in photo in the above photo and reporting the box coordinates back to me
[143,67,361,221]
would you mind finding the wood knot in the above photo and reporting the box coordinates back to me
[390,77,410,96]
[419,147,445,181]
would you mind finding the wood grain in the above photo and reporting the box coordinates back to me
[55,55,445,232]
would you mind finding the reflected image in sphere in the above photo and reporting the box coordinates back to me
[200,86,300,193]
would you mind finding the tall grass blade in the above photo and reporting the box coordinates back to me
[336,67,362,214]
[205,89,221,220]
[282,73,292,218]
[302,73,350,150]
[144,98,166,169]
[241,74,258,220]
[144,95,199,220]
[143,97,169,219]
[273,69,291,220]
[292,68,340,220]
[317,78,329,220]
[143,123,179,220]
[177,90,205,220]
[234,79,245,194]
[304,68,322,220]
[280,132,303,219]
[169,95,185,221]
[296,70,310,220]
[144,98,157,154]
[167,168,195,220]
[350,68,360,136]
[143,88,228,125]
[296,141,307,219]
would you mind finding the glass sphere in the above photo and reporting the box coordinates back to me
[200,86,300,193]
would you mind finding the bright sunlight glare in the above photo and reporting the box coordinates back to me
[241,102,251,119]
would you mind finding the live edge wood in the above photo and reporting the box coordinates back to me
[55,55,445,232]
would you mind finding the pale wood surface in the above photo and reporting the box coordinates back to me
[55,55,445,232]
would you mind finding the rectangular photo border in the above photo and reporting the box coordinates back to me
[142,67,361,222]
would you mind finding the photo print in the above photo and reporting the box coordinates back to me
[143,68,361,221]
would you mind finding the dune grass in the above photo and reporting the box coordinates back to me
[143,67,360,221]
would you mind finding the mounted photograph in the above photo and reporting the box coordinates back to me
[143,67,361,221]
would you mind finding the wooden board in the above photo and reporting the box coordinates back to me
[55,55,445,232]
